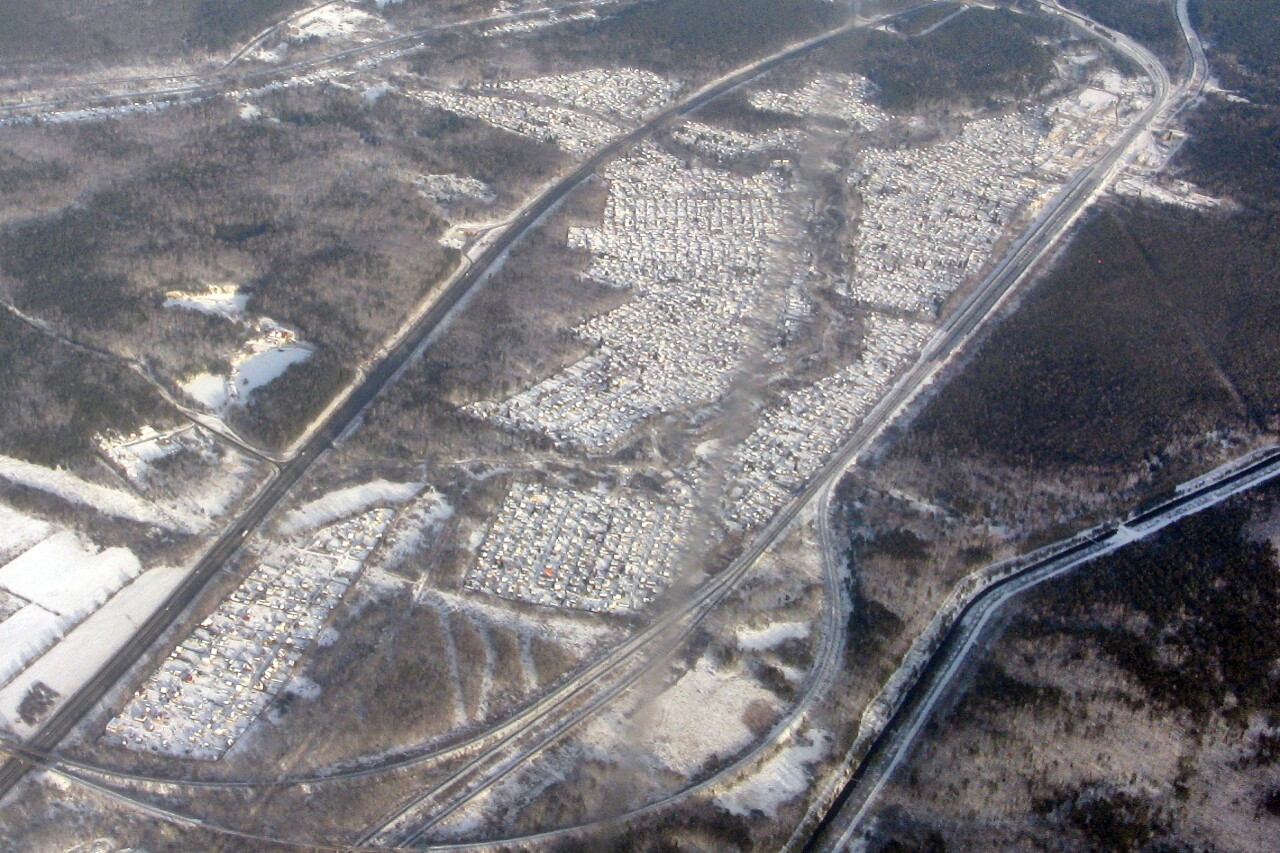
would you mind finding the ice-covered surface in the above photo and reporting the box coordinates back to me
[0,455,192,532]
[163,285,249,319]
[0,532,141,620]
[717,729,831,817]
[279,479,425,534]
[648,659,776,777]
[0,565,188,734]
[736,620,810,652]
[182,340,313,414]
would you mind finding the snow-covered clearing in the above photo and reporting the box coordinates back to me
[0,564,188,735]
[0,604,65,687]
[182,341,312,413]
[293,3,387,41]
[0,504,52,563]
[647,659,776,777]
[736,620,810,652]
[0,532,140,620]
[0,529,146,691]
[162,285,248,319]
[717,729,831,817]
[0,455,193,532]
[279,479,425,534]
[378,489,453,571]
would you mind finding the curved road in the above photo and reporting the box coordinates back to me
[803,444,1280,851]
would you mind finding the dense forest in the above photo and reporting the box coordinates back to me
[900,42,1280,470]
[1022,495,1280,719]
[1063,0,1183,64]
[1193,0,1280,103]
[835,8,1056,112]
[0,312,172,465]
[581,0,842,73]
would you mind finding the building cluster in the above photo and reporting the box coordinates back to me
[850,112,1050,313]
[466,145,789,452]
[848,72,1150,314]
[748,74,890,131]
[465,481,692,613]
[102,508,395,760]
[669,121,804,162]
[776,283,816,351]
[96,424,203,489]
[412,89,620,154]
[1037,81,1147,181]
[488,69,680,122]
[483,6,600,37]
[727,314,934,528]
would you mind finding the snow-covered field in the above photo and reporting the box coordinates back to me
[717,729,831,817]
[646,659,776,777]
[0,507,152,700]
[279,479,425,534]
[162,285,249,320]
[0,504,52,564]
[0,564,188,735]
[0,532,141,621]
[181,342,313,414]
[736,620,810,652]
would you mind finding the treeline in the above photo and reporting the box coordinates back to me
[229,347,351,450]
[825,8,1054,112]
[1182,97,1280,210]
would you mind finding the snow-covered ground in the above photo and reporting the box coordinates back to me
[0,504,52,564]
[0,564,188,736]
[96,424,194,488]
[182,341,313,414]
[279,479,425,534]
[0,455,193,532]
[736,621,810,652]
[0,506,152,698]
[0,532,141,621]
[717,728,831,817]
[293,3,387,41]
[646,659,776,777]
